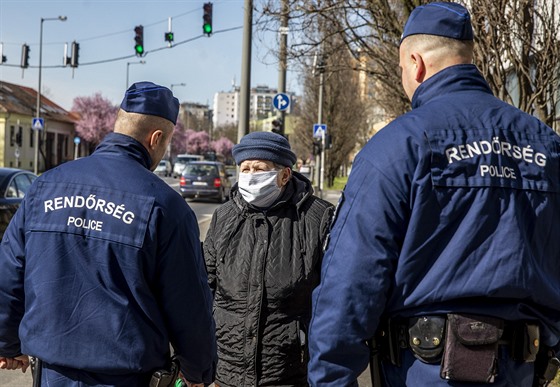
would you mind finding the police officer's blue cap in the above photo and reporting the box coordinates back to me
[401,2,473,43]
[120,81,180,125]
[233,131,296,167]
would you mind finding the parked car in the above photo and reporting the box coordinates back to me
[179,161,232,203]
[173,154,204,178]
[224,165,238,187]
[154,159,172,177]
[0,168,38,239]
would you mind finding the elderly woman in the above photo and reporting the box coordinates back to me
[203,131,334,387]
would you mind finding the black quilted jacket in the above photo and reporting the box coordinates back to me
[203,172,334,387]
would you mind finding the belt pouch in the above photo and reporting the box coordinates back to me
[440,313,504,383]
[511,323,540,362]
[408,316,446,363]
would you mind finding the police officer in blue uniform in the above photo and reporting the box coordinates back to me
[0,82,216,386]
[308,3,560,386]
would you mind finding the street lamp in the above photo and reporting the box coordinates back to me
[167,83,186,160]
[35,15,67,175]
[170,83,186,91]
[126,60,146,88]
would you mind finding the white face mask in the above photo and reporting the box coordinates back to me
[237,170,282,208]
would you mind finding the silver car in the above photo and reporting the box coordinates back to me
[154,160,172,177]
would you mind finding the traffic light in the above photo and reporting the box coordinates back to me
[134,25,144,56]
[70,41,79,68]
[325,134,332,149]
[312,140,322,155]
[203,2,213,36]
[21,44,30,68]
[164,32,174,43]
[0,43,6,64]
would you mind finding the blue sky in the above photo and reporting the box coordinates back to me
[0,0,295,111]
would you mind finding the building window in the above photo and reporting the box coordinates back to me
[10,126,15,147]
[16,126,22,147]
[29,128,34,147]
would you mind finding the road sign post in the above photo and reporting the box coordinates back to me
[32,117,45,174]
[74,136,81,160]
[312,124,328,192]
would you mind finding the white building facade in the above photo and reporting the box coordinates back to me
[213,84,293,128]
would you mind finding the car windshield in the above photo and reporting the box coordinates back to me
[184,164,218,176]
[175,155,202,165]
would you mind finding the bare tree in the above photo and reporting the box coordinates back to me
[256,0,414,122]
[291,34,369,185]
[257,0,560,132]
[467,0,560,129]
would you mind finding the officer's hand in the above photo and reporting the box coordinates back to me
[0,355,30,372]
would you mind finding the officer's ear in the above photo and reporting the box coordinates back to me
[148,129,164,150]
[411,52,426,83]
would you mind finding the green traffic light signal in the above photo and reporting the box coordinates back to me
[134,25,144,57]
[203,2,213,36]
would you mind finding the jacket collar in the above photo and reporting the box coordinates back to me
[411,64,493,109]
[93,132,152,170]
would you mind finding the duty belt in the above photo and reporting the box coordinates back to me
[379,314,540,366]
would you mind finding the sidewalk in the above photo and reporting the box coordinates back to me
[320,189,342,206]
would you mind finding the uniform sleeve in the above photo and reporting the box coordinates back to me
[0,200,27,357]
[155,205,216,384]
[308,155,409,386]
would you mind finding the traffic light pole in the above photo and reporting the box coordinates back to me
[35,16,66,175]
[34,18,45,175]
[317,70,324,198]
[277,0,288,136]
[238,0,252,143]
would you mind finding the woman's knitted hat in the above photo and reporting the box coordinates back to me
[232,131,296,167]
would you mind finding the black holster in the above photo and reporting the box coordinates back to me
[408,316,446,364]
[368,337,384,387]
[30,357,42,387]
[149,357,180,387]
[533,348,560,387]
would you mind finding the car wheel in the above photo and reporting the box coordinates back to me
[216,189,225,203]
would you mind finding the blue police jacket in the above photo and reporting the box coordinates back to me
[0,133,216,383]
[308,64,560,385]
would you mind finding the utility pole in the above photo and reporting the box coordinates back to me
[238,0,253,143]
[313,54,325,198]
[277,0,288,136]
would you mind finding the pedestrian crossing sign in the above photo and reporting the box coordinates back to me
[32,117,44,131]
[313,124,327,138]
